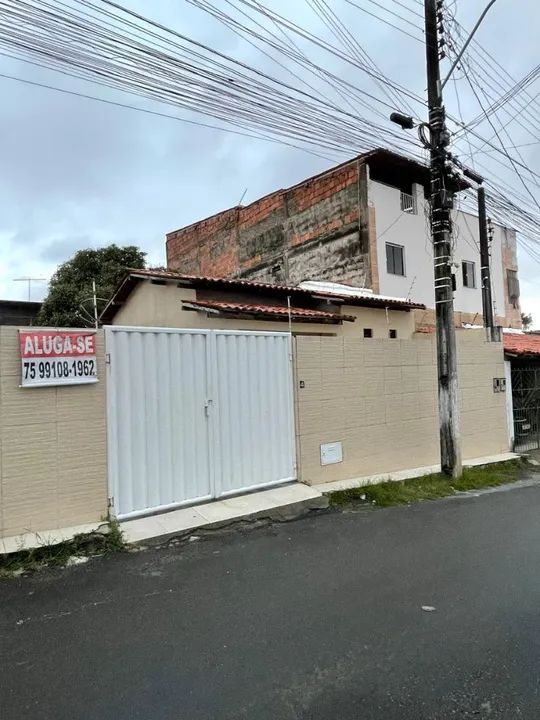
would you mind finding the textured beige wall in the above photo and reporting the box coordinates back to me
[295,330,509,485]
[0,327,108,539]
[457,330,509,459]
[111,280,415,338]
[340,306,415,338]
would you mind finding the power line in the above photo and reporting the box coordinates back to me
[0,0,427,160]
[447,15,540,141]
[450,42,540,212]
[193,0,428,108]
[387,0,424,19]
[464,63,540,131]
[0,70,340,161]
[0,0,402,155]
[1,0,539,256]
[343,0,425,43]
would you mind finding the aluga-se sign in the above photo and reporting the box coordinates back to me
[19,330,98,387]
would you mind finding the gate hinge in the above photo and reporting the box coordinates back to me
[108,496,114,508]
[105,353,111,365]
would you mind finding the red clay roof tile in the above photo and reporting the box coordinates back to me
[503,332,540,356]
[183,299,355,323]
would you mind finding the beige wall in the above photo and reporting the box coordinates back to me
[0,327,108,540]
[295,329,509,485]
[111,280,416,338]
[1,311,501,538]
[340,306,415,339]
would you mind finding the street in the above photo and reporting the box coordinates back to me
[2,479,540,719]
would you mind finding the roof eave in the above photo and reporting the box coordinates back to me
[183,301,355,324]
[99,271,138,324]
[505,350,540,358]
[343,299,425,311]
[100,269,424,324]
[207,310,345,324]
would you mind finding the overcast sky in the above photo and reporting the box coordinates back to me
[0,0,538,325]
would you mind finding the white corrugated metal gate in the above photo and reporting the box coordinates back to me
[105,327,296,519]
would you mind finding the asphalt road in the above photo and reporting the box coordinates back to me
[2,479,540,720]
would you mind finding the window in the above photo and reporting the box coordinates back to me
[400,191,417,214]
[386,243,405,276]
[462,261,476,289]
[507,269,520,307]
[389,329,397,339]
[363,328,373,338]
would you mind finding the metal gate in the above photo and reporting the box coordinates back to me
[105,327,296,519]
[511,364,540,452]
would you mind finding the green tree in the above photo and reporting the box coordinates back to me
[37,245,146,327]
[522,312,533,331]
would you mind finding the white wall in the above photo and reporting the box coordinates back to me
[370,179,507,323]
[505,359,514,449]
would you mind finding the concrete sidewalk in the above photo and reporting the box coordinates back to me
[122,452,520,544]
[0,452,519,553]
[120,483,327,543]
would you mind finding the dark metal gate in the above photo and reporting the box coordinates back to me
[512,364,540,452]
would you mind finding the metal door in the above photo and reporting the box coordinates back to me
[211,331,296,497]
[511,363,540,452]
[106,328,212,519]
[106,327,296,519]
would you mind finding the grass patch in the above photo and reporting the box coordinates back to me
[329,460,525,509]
[0,518,127,577]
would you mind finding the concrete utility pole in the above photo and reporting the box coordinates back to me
[424,0,462,477]
[477,186,496,340]
[391,0,497,476]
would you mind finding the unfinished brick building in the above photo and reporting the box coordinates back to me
[166,148,521,329]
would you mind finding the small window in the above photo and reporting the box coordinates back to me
[386,242,405,276]
[462,261,476,289]
[400,191,417,215]
[389,329,397,339]
[363,328,373,338]
[507,269,520,306]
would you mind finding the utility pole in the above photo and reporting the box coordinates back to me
[477,186,496,340]
[424,0,462,477]
[391,0,497,476]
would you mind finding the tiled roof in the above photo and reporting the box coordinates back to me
[183,299,355,323]
[129,268,310,296]
[100,269,425,323]
[299,280,425,309]
[503,332,540,356]
[127,270,424,308]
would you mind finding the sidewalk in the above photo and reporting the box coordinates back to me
[0,451,519,553]
[120,483,327,543]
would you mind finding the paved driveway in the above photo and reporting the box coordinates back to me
[2,479,540,719]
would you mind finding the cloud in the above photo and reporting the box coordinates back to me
[38,236,93,264]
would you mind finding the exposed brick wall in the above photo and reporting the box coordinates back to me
[167,207,239,277]
[413,308,507,334]
[166,157,522,334]
[166,160,372,287]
